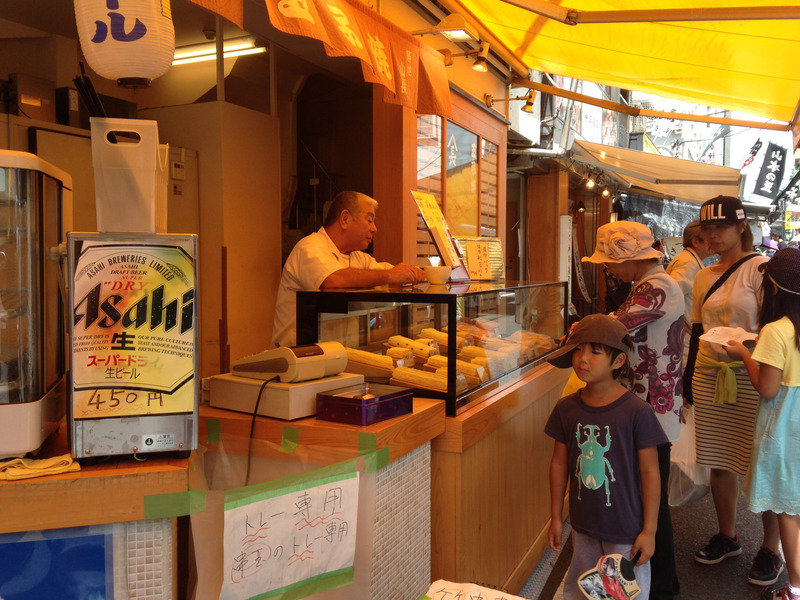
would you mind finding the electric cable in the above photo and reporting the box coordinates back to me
[244,375,280,486]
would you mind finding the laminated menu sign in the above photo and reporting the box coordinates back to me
[412,190,464,268]
[68,233,198,420]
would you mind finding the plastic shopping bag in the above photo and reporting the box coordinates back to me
[668,406,710,506]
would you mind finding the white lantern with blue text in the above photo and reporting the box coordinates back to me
[74,0,175,87]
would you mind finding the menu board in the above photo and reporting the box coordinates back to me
[68,233,198,420]
[412,190,464,268]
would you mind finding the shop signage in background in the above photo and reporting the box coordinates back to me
[264,0,452,116]
[69,234,198,421]
[775,168,800,205]
[752,141,787,201]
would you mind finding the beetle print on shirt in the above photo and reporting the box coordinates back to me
[575,423,616,507]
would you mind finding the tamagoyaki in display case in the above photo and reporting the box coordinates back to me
[296,281,568,416]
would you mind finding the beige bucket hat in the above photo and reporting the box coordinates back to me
[583,221,665,264]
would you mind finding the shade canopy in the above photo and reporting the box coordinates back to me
[453,0,800,128]
[570,140,742,204]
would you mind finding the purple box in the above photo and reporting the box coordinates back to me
[316,383,413,426]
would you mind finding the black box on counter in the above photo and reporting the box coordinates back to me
[316,383,413,426]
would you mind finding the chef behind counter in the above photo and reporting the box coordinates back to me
[271,191,426,348]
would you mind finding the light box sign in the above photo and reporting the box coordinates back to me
[68,233,198,421]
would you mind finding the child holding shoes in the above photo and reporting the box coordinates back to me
[725,248,800,600]
[545,314,667,600]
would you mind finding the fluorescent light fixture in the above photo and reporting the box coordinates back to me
[172,36,266,66]
[412,13,479,43]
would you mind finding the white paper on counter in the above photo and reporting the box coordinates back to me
[421,580,527,600]
[699,326,758,347]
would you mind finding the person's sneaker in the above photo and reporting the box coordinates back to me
[694,533,743,564]
[761,586,798,600]
[748,547,784,586]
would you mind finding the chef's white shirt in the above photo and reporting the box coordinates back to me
[271,227,391,348]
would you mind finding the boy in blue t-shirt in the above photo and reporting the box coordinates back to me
[545,314,668,600]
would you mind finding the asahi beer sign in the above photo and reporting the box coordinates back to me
[69,234,198,420]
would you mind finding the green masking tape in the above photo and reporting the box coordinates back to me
[358,433,389,472]
[144,489,206,520]
[358,432,377,454]
[364,447,390,473]
[280,427,299,453]
[205,418,221,444]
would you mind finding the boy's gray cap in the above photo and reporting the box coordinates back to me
[547,314,631,369]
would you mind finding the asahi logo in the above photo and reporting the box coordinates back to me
[73,283,195,334]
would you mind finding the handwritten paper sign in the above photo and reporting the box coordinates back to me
[221,467,359,600]
[465,240,492,280]
[69,234,198,420]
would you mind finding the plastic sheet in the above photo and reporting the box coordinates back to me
[188,433,377,600]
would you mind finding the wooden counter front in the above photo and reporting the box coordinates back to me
[198,397,446,464]
[430,362,570,593]
[0,422,190,535]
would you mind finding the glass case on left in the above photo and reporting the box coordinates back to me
[0,151,72,458]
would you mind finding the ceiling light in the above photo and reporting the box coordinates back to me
[521,92,536,113]
[471,41,490,72]
[577,201,586,213]
[585,174,596,189]
[172,36,266,65]
[439,41,490,72]
[483,90,537,113]
[411,13,479,43]
[602,186,611,198]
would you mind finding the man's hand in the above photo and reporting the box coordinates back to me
[386,262,426,286]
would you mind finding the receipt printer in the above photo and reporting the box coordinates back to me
[232,341,348,383]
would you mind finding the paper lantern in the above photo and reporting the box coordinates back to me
[74,0,175,87]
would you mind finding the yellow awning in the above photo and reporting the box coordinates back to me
[452,0,800,128]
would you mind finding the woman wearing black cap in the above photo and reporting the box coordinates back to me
[685,195,781,587]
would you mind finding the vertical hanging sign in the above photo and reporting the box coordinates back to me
[69,233,198,420]
[753,142,787,201]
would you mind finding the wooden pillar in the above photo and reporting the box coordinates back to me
[526,167,569,282]
[372,88,419,266]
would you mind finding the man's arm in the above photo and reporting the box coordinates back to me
[632,445,660,565]
[320,262,425,289]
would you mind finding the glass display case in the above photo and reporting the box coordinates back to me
[296,281,568,415]
[0,151,72,457]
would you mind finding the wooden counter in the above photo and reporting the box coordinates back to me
[430,362,570,593]
[198,396,445,464]
[0,421,190,535]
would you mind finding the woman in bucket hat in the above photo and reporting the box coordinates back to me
[583,220,685,600]
[724,248,800,600]
[685,195,782,587]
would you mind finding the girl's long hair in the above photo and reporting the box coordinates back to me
[760,278,800,351]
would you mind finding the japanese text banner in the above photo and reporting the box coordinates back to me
[265,0,450,116]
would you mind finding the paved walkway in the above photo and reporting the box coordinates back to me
[522,487,785,599]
